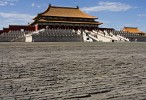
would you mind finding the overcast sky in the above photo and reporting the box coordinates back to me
[0,0,146,32]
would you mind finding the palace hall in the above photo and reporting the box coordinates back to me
[0,5,146,42]
[30,4,102,30]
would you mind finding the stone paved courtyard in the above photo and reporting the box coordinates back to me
[0,42,146,100]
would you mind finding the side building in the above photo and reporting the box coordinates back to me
[0,25,35,42]
[113,27,146,42]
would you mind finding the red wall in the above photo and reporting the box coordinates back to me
[0,30,3,34]
[3,28,9,33]
[0,25,35,34]
[9,25,35,31]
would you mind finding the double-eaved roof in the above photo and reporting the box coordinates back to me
[35,5,97,19]
[31,5,102,27]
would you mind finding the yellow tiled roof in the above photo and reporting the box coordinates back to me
[123,27,142,33]
[37,5,97,19]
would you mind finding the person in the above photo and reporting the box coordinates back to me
[46,26,49,29]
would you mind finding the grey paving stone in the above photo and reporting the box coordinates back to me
[0,42,146,100]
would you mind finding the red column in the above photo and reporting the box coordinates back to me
[35,24,38,31]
